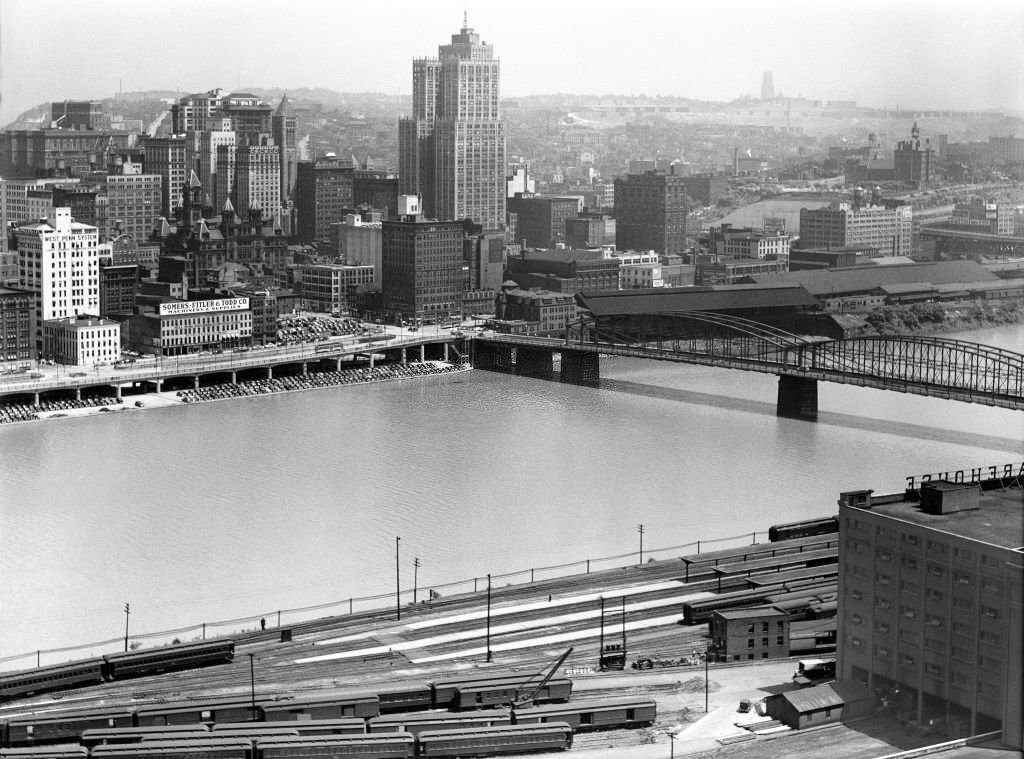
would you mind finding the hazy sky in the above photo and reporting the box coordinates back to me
[1,0,1022,124]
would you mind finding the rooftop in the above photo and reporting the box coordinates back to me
[854,482,1024,551]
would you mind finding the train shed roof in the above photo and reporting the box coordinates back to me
[575,284,819,316]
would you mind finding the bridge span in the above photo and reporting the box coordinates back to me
[472,322,1024,421]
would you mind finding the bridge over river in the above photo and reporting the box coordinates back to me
[473,313,1024,421]
[2,317,1021,422]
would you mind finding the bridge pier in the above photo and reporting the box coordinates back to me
[230,371,237,385]
[75,387,81,401]
[560,350,600,385]
[369,353,375,369]
[420,345,426,363]
[777,375,818,421]
[33,392,39,406]
[302,362,308,377]
[334,358,342,371]
[266,367,273,380]
[114,385,121,400]
[193,376,200,389]
[515,348,554,379]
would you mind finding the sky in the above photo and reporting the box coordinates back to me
[1,0,1022,124]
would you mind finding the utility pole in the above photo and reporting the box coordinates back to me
[413,557,421,604]
[485,573,492,662]
[247,653,256,721]
[123,602,130,652]
[395,536,401,621]
[638,523,645,565]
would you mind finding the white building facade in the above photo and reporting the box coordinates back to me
[16,207,100,346]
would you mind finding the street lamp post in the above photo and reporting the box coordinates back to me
[705,645,714,713]
[247,653,256,721]
[395,536,401,621]
[668,730,677,759]
[638,523,644,565]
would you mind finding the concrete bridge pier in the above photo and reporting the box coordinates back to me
[777,375,818,421]
[75,387,81,401]
[302,362,308,377]
[560,350,600,385]
[369,353,376,369]
[333,358,342,371]
[33,392,39,407]
[266,367,273,379]
[230,371,237,385]
[419,345,426,363]
[193,376,200,389]
[515,348,554,379]
[472,342,514,373]
[114,385,122,400]
[443,344,450,362]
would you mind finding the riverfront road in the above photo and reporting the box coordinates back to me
[0,329,463,400]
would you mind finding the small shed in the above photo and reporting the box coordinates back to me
[765,681,874,729]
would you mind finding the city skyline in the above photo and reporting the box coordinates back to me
[2,0,1023,127]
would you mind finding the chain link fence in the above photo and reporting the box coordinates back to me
[1,530,766,672]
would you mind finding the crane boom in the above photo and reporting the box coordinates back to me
[513,646,574,708]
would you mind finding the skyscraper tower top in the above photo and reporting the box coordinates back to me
[761,71,775,101]
[439,15,494,61]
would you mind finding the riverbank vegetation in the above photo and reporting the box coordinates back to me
[850,299,1024,338]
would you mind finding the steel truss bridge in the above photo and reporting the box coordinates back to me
[473,312,1024,420]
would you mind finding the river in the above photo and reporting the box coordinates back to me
[1,325,1021,663]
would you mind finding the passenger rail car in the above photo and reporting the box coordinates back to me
[213,722,366,738]
[511,698,656,731]
[90,738,252,759]
[0,660,107,701]
[768,516,839,542]
[6,711,136,747]
[256,733,415,759]
[260,692,380,721]
[102,642,235,681]
[368,711,511,736]
[0,642,236,703]
[416,723,572,757]
[80,728,212,748]
[135,699,270,727]
[0,746,89,759]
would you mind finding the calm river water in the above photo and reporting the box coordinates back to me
[1,325,1022,662]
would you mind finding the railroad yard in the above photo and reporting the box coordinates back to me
[0,532,991,758]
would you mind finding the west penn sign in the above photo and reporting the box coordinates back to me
[906,462,1024,490]
[159,298,249,316]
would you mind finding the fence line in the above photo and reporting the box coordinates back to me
[0,529,768,671]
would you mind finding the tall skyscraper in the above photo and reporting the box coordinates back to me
[15,207,100,348]
[399,18,506,232]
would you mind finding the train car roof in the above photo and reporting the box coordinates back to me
[91,739,252,754]
[254,734,414,745]
[0,660,106,680]
[430,670,544,688]
[417,722,572,738]
[6,709,136,725]
[514,697,656,714]
[214,720,363,730]
[370,709,511,723]
[81,728,211,738]
[261,690,379,707]
[135,698,272,714]
[103,640,234,662]
[0,747,89,758]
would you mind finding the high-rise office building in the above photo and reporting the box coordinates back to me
[272,95,298,204]
[295,157,355,243]
[15,207,100,348]
[142,136,188,218]
[382,199,464,322]
[799,200,913,258]
[614,171,688,256]
[399,19,506,232]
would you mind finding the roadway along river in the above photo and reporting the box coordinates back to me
[1,325,1022,662]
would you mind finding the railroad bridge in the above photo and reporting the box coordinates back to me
[472,311,1024,421]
